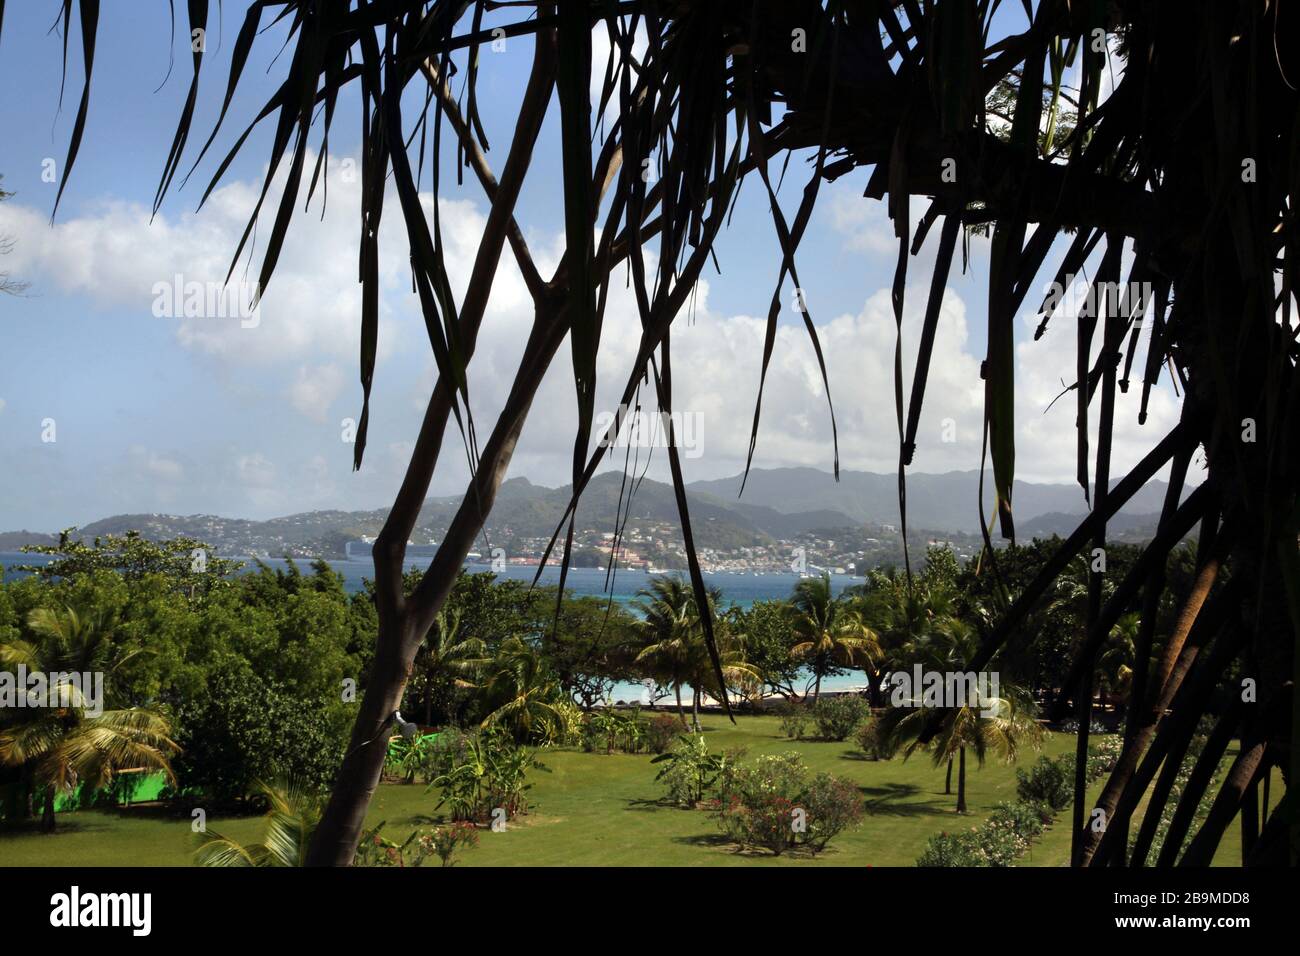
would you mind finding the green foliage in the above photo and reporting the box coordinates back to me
[855,717,899,760]
[644,712,679,754]
[812,695,870,741]
[729,600,803,698]
[427,726,545,824]
[1015,753,1074,811]
[1013,736,1122,814]
[194,781,320,867]
[19,530,243,598]
[715,752,863,855]
[776,699,809,739]
[386,734,440,785]
[171,669,346,807]
[353,820,479,867]
[916,799,1048,867]
[652,734,735,807]
[582,708,651,755]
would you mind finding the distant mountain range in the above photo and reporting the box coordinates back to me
[687,467,1176,533]
[0,467,1179,559]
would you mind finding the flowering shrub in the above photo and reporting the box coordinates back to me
[354,821,480,867]
[969,822,1030,866]
[645,713,680,754]
[1086,734,1123,778]
[813,695,870,741]
[916,799,1046,867]
[988,799,1051,839]
[719,792,802,855]
[428,821,480,867]
[802,772,865,851]
[715,752,862,855]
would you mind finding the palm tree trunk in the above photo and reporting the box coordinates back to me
[956,748,967,814]
[813,671,823,705]
[674,682,686,727]
[1240,773,1259,865]
[40,787,56,833]
[945,756,953,795]
[303,27,561,868]
[691,688,700,732]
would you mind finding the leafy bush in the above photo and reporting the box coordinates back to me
[385,734,437,784]
[813,695,870,741]
[171,669,346,807]
[652,735,732,807]
[716,752,862,855]
[802,772,865,851]
[552,699,585,747]
[1086,734,1123,779]
[775,700,809,739]
[917,800,1051,867]
[988,800,1050,840]
[1015,754,1073,811]
[855,717,898,760]
[645,713,680,754]
[354,820,479,867]
[427,822,480,867]
[427,727,545,824]
[916,831,975,866]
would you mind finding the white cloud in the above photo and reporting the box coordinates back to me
[234,453,276,489]
[288,363,346,423]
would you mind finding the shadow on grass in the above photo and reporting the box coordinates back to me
[671,832,826,859]
[859,782,952,818]
[623,796,697,813]
[0,817,112,839]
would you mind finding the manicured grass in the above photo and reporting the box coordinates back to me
[0,716,1266,866]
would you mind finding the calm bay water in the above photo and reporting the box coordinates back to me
[2,552,860,606]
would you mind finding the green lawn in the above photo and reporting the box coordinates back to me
[0,716,1266,866]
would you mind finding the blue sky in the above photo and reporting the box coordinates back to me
[0,3,1181,532]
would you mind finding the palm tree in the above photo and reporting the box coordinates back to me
[0,605,177,831]
[636,577,757,729]
[480,638,567,743]
[412,608,487,727]
[879,621,1043,812]
[195,781,320,867]
[878,682,1043,814]
[854,569,957,706]
[788,574,881,703]
[634,576,701,728]
[1098,612,1141,715]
